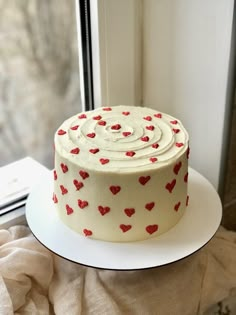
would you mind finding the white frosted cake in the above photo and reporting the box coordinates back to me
[53,105,190,242]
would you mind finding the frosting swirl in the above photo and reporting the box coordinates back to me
[55,105,189,172]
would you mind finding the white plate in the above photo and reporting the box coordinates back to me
[25,168,222,270]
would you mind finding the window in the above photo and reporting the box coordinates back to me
[0,0,140,169]
[0,0,82,168]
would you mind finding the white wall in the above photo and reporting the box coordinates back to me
[143,0,234,189]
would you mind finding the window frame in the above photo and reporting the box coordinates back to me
[76,0,95,111]
[89,0,142,108]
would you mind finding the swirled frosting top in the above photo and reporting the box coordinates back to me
[55,105,189,173]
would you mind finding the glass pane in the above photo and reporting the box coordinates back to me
[0,0,81,169]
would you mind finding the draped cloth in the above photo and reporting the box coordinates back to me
[0,225,236,315]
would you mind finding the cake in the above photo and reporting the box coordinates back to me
[53,105,190,242]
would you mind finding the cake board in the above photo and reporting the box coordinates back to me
[25,167,222,270]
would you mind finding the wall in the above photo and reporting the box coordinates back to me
[142,0,235,190]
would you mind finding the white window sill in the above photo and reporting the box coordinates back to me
[0,157,50,229]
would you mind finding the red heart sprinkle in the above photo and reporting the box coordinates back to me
[123,131,131,137]
[124,208,135,217]
[173,162,182,175]
[145,202,155,211]
[139,176,151,185]
[73,180,84,191]
[174,202,181,211]
[165,179,176,193]
[70,147,80,154]
[89,148,100,154]
[98,205,110,216]
[102,107,112,111]
[78,199,88,209]
[143,116,152,121]
[87,132,96,138]
[60,185,68,195]
[78,114,87,119]
[83,229,92,236]
[70,125,79,130]
[53,169,57,180]
[154,113,162,118]
[187,147,190,159]
[173,128,180,134]
[111,124,121,130]
[98,120,106,126]
[186,195,189,206]
[122,111,130,116]
[110,185,121,195]
[79,170,89,180]
[58,129,66,135]
[66,204,74,215]
[170,120,178,124]
[60,163,68,173]
[146,224,158,235]
[176,142,184,148]
[141,136,149,142]
[100,158,109,165]
[93,115,102,120]
[120,224,132,233]
[146,125,155,131]
[150,157,157,163]
[52,193,58,203]
[184,172,188,183]
[152,143,159,149]
[126,151,136,157]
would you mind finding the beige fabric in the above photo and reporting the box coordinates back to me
[0,225,236,315]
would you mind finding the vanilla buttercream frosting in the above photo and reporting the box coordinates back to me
[53,105,190,242]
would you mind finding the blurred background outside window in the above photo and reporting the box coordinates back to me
[0,0,82,169]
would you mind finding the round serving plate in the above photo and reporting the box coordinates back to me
[25,167,222,270]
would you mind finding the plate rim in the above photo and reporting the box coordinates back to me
[28,224,221,271]
[25,167,222,270]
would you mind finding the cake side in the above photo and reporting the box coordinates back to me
[53,105,190,242]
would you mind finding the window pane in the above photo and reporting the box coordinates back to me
[0,0,81,169]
